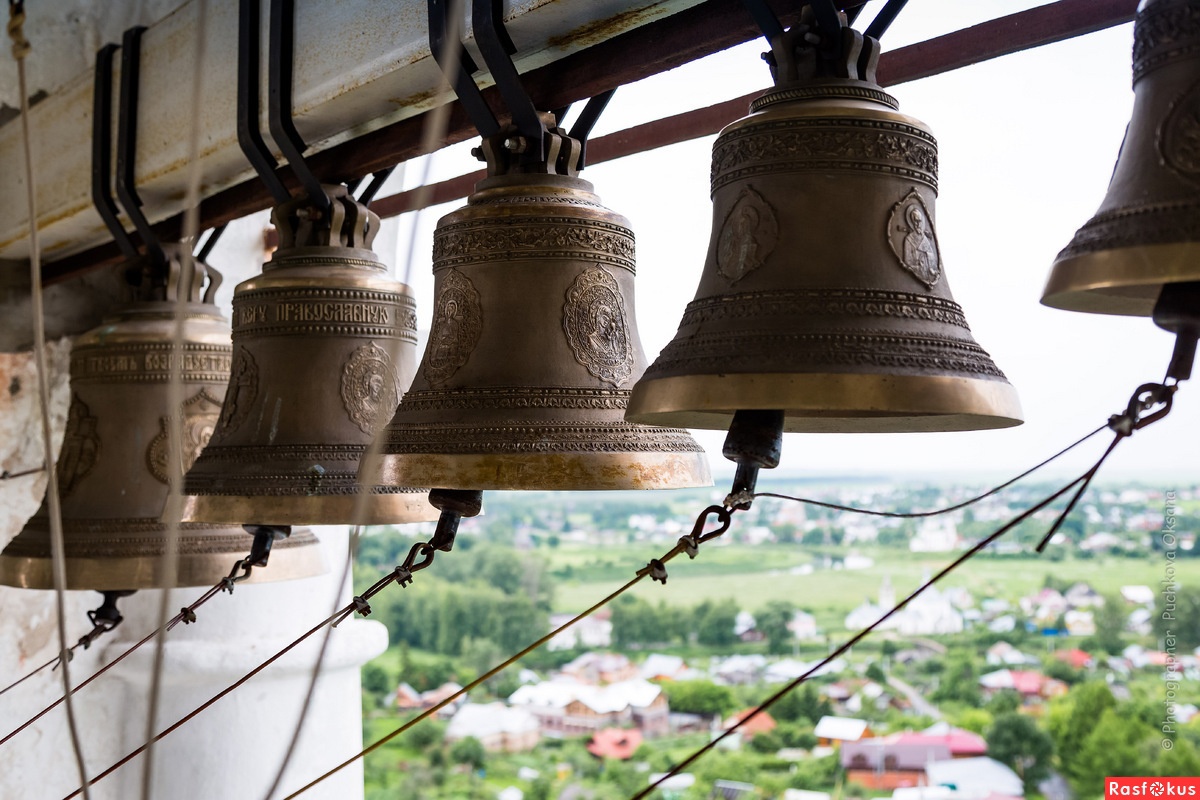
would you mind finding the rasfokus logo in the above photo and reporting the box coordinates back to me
[1107,778,1200,798]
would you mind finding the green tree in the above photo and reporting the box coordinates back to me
[931,654,982,707]
[757,600,796,655]
[772,684,831,725]
[449,736,487,770]
[1084,592,1128,654]
[1154,584,1200,650]
[986,712,1054,791]
[361,662,391,696]
[1072,708,1152,795]
[986,688,1022,716]
[865,661,886,684]
[697,599,740,647]
[661,680,735,716]
[1046,681,1116,781]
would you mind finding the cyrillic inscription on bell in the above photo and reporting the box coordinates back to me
[361,131,712,493]
[181,186,437,526]
[0,252,325,591]
[627,25,1021,434]
[1043,0,1200,315]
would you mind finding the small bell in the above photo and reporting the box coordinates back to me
[1043,0,1200,315]
[181,187,438,525]
[0,250,325,590]
[361,122,712,492]
[626,22,1022,433]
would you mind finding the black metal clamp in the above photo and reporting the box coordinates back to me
[237,0,394,212]
[93,31,224,299]
[428,0,614,175]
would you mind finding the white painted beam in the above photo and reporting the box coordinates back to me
[0,0,703,262]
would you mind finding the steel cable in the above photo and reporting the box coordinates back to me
[749,422,1108,517]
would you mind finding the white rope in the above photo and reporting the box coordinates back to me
[8,3,93,796]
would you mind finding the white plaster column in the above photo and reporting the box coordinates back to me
[101,526,387,800]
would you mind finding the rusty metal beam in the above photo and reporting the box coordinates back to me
[43,0,1137,284]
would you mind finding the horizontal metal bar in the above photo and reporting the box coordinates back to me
[39,0,1136,285]
[372,0,1138,219]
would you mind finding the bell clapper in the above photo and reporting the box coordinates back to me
[1152,280,1200,385]
[427,489,485,553]
[71,590,136,653]
[223,525,293,586]
[722,409,785,510]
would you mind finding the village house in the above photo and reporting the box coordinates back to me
[560,651,637,684]
[722,708,777,741]
[815,715,873,747]
[587,727,643,760]
[445,702,540,753]
[842,726,988,790]
[508,678,670,738]
[547,609,613,651]
[978,669,1067,705]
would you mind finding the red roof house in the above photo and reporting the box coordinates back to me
[724,708,777,740]
[587,727,643,760]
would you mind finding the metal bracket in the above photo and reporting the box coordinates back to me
[473,0,545,160]
[237,0,290,204]
[91,43,139,263]
[268,0,330,213]
[428,0,499,138]
[115,25,167,274]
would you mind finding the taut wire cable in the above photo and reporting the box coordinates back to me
[278,505,734,799]
[1,570,241,748]
[749,422,1108,517]
[632,378,1183,799]
[62,532,450,799]
[7,1,93,794]
[140,5,210,796]
[632,449,1117,799]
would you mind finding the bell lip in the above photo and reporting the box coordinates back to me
[361,451,714,492]
[0,537,329,590]
[178,491,440,526]
[625,373,1023,433]
[1041,242,1200,316]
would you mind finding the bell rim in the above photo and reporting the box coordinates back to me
[178,491,441,526]
[625,372,1023,433]
[1041,242,1200,316]
[362,451,714,492]
[0,533,329,590]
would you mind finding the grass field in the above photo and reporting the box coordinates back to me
[548,544,1165,625]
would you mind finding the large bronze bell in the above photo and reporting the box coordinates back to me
[361,127,712,492]
[626,25,1022,433]
[0,252,325,590]
[1043,0,1200,315]
[181,186,437,525]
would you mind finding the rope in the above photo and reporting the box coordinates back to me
[140,5,210,796]
[8,3,92,795]
[279,506,734,799]
[750,423,1107,517]
[0,577,229,748]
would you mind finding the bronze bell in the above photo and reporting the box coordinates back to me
[361,125,712,492]
[1043,0,1200,315]
[181,186,438,525]
[0,251,325,590]
[626,24,1022,433]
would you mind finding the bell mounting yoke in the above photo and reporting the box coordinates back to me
[428,0,614,177]
[94,30,221,303]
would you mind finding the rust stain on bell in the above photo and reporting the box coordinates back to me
[1043,0,1200,316]
[626,22,1022,434]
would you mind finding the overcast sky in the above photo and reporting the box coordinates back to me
[210,1,1199,485]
